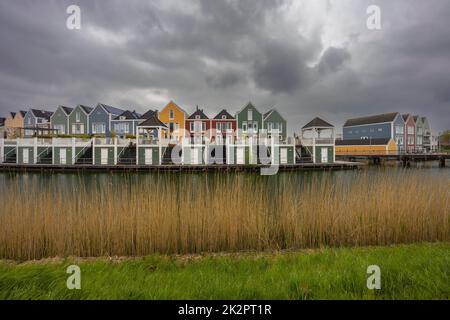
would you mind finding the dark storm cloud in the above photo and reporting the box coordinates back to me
[0,0,449,132]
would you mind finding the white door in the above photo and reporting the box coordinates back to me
[321,148,328,163]
[280,148,288,164]
[144,148,153,165]
[23,149,29,164]
[237,147,245,164]
[191,148,199,164]
[101,148,108,165]
[60,148,67,165]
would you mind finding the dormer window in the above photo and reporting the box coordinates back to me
[195,115,200,120]
[120,116,126,120]
[222,115,226,120]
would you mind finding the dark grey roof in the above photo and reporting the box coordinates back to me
[214,109,235,120]
[188,106,209,120]
[302,117,334,129]
[79,105,93,114]
[10,112,16,118]
[344,112,399,127]
[60,106,74,115]
[114,110,140,120]
[335,138,391,146]
[0,117,5,126]
[140,109,158,120]
[139,115,167,128]
[99,103,125,116]
[19,111,27,117]
[263,109,273,119]
[31,109,53,120]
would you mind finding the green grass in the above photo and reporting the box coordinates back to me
[0,243,448,300]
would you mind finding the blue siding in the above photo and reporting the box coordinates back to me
[392,115,405,150]
[89,105,110,135]
[343,123,392,140]
[23,112,36,127]
[111,120,140,136]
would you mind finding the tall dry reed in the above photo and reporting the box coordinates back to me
[0,170,448,260]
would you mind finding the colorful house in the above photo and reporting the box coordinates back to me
[263,109,287,142]
[421,117,432,152]
[23,109,54,137]
[68,105,92,135]
[185,106,211,144]
[158,101,187,143]
[50,106,73,135]
[336,138,397,156]
[111,110,142,138]
[236,102,263,141]
[343,112,405,151]
[88,103,125,136]
[4,111,26,138]
[211,109,236,144]
[413,116,427,152]
[300,117,335,164]
[402,114,416,152]
[136,115,168,165]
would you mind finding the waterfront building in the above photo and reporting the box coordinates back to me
[335,138,397,156]
[235,102,263,164]
[158,101,187,144]
[343,112,405,151]
[262,109,287,142]
[185,106,211,144]
[68,105,93,135]
[4,111,26,138]
[136,115,168,165]
[211,109,236,144]
[50,106,73,135]
[402,114,416,152]
[111,110,142,138]
[300,117,335,164]
[23,109,54,137]
[421,117,431,152]
[88,103,125,136]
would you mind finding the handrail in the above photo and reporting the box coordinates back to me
[73,142,92,164]
[36,146,52,162]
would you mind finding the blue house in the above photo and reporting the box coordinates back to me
[23,109,54,136]
[88,103,125,136]
[111,109,158,137]
[343,112,405,151]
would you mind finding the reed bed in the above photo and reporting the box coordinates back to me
[0,170,448,260]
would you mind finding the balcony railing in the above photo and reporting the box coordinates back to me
[300,138,334,145]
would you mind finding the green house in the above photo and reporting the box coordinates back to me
[263,109,287,142]
[50,106,73,135]
[236,102,263,138]
[300,117,335,164]
[68,105,93,135]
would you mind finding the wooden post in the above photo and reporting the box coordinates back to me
[439,156,446,168]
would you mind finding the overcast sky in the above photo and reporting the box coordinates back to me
[0,0,449,134]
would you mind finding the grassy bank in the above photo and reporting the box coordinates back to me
[0,243,448,299]
[0,170,449,260]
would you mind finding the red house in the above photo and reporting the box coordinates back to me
[185,106,211,144]
[403,114,416,152]
[211,109,237,144]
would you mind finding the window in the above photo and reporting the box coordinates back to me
[190,122,194,132]
[378,128,382,132]
[28,118,32,125]
[76,112,80,122]
[92,123,106,134]
[395,125,404,134]
[175,123,179,132]
[216,122,222,131]
[247,110,253,121]
[268,122,273,132]
[119,116,126,120]
[279,123,283,133]
[169,110,174,120]
[253,123,257,131]
[370,128,374,133]
[396,136,404,145]
[54,124,65,134]
[195,115,200,120]
[417,128,423,135]
[37,118,43,124]
[114,123,129,133]
[202,122,206,131]
[242,122,247,132]
[408,126,414,134]
[222,115,226,120]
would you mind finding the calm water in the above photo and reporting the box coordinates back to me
[0,162,449,195]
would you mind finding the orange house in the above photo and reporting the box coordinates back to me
[158,101,187,143]
[4,111,27,138]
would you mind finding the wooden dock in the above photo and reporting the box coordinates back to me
[0,161,364,173]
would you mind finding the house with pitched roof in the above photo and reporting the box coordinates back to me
[263,108,287,142]
[51,106,74,135]
[158,101,187,143]
[343,112,405,151]
[336,138,397,156]
[185,106,211,144]
[236,102,263,142]
[4,111,26,138]
[211,109,236,143]
[23,109,54,136]
[88,103,125,136]
[68,105,93,135]
[111,110,141,137]
[402,114,416,152]
[136,115,168,165]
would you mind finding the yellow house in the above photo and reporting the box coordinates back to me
[4,111,27,138]
[158,101,187,143]
[335,138,397,156]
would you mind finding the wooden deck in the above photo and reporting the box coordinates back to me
[0,161,364,172]
[335,153,449,167]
